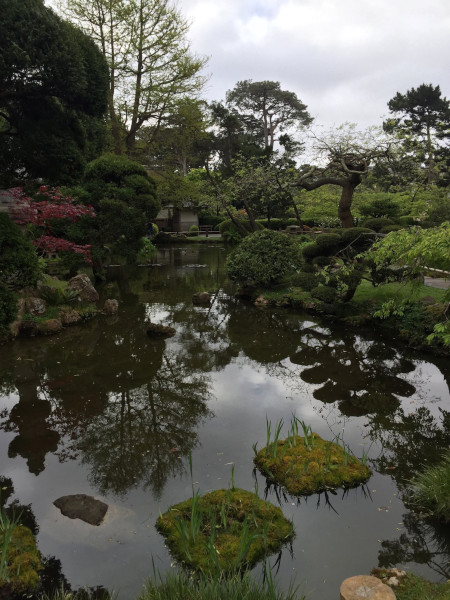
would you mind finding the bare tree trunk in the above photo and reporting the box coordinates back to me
[338,181,358,229]
[242,199,258,231]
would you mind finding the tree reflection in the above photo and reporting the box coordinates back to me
[78,347,212,498]
[291,326,417,416]
[378,511,450,579]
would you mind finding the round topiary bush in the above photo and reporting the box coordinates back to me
[290,271,319,290]
[227,229,302,287]
[314,233,342,253]
[312,256,333,267]
[301,242,321,261]
[361,217,395,232]
[310,285,338,303]
[189,224,199,236]
[380,225,403,234]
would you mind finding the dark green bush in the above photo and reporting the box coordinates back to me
[338,227,377,254]
[198,212,224,228]
[312,256,333,267]
[311,285,338,303]
[358,196,401,218]
[380,225,403,234]
[227,229,303,287]
[315,233,342,250]
[301,243,321,260]
[83,154,160,219]
[290,271,319,290]
[255,218,288,230]
[0,213,39,291]
[397,215,417,227]
[361,217,395,232]
[0,283,17,336]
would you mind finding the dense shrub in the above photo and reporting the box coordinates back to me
[311,285,338,303]
[358,196,401,218]
[198,212,224,228]
[380,225,403,234]
[227,229,302,287]
[397,215,418,227]
[83,154,160,219]
[338,227,377,255]
[301,243,321,260]
[255,218,289,230]
[0,213,39,334]
[312,256,333,267]
[409,450,450,522]
[361,217,395,232]
[189,224,199,236]
[290,271,319,290]
[0,213,39,291]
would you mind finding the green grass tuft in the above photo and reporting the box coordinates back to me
[409,450,450,521]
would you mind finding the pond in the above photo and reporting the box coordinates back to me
[1,244,450,599]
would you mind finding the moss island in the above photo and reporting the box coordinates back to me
[156,488,294,574]
[253,420,371,496]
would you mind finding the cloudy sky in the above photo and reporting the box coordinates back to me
[177,0,450,129]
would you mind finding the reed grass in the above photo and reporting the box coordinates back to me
[138,569,305,600]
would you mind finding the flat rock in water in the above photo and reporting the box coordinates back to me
[54,494,108,526]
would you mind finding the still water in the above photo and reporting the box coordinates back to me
[1,244,450,599]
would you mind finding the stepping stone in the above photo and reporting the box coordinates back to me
[54,494,108,526]
[340,575,396,600]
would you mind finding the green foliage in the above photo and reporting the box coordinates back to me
[314,233,341,253]
[138,569,304,600]
[361,217,395,232]
[136,238,157,264]
[394,573,450,600]
[97,199,147,261]
[156,488,293,575]
[0,213,39,291]
[409,450,450,521]
[290,272,319,290]
[189,225,199,236]
[380,225,402,234]
[358,195,401,218]
[84,154,160,219]
[339,227,377,254]
[310,285,338,303]
[0,514,42,594]
[0,0,108,185]
[254,424,371,496]
[227,230,303,287]
[218,218,256,243]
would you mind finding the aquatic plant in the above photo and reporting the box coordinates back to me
[0,509,42,594]
[409,450,450,522]
[156,488,294,575]
[254,419,371,496]
[137,569,305,600]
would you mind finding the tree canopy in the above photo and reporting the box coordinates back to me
[384,84,450,186]
[0,0,109,185]
[226,80,312,152]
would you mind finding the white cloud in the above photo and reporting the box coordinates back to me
[180,0,450,128]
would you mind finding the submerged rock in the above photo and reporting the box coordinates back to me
[59,307,82,326]
[67,274,99,303]
[37,318,62,335]
[103,299,119,315]
[54,494,108,526]
[192,292,211,305]
[146,323,176,338]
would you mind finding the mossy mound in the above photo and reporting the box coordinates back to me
[156,488,293,574]
[254,434,371,496]
[0,524,42,593]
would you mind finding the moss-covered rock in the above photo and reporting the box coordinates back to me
[0,524,42,594]
[254,433,371,496]
[156,488,294,574]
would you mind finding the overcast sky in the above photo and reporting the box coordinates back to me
[177,0,450,129]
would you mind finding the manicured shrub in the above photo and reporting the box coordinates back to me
[310,285,338,303]
[338,227,377,255]
[380,225,403,234]
[358,196,401,218]
[312,255,333,267]
[301,242,321,261]
[227,229,302,287]
[361,217,395,232]
[189,224,199,236]
[83,154,160,219]
[290,271,319,290]
[397,215,417,227]
[314,233,342,252]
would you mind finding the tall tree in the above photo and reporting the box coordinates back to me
[384,84,450,186]
[0,0,109,185]
[294,124,392,228]
[60,0,207,155]
[226,80,312,152]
